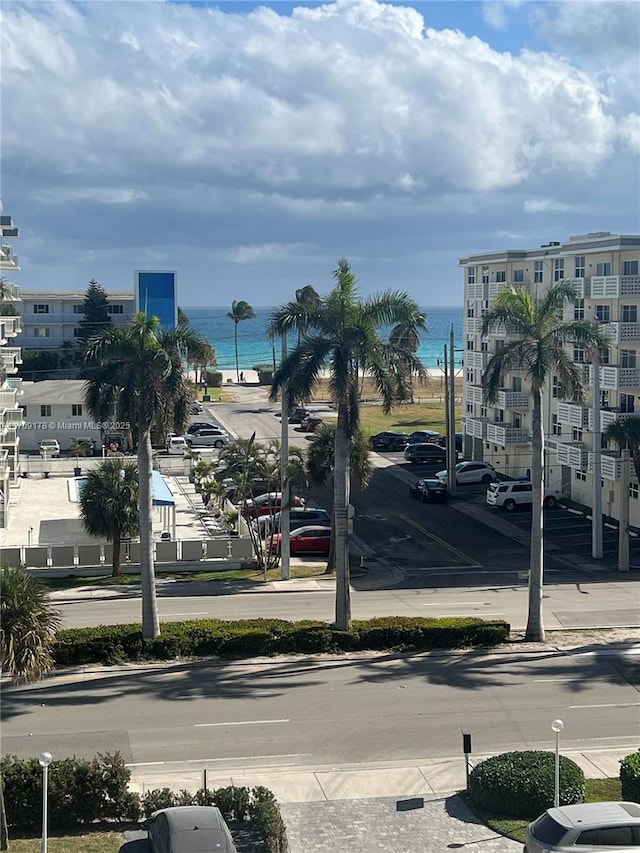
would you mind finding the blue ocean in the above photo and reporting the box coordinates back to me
[185,306,464,373]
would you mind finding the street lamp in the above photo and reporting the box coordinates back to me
[38,751,53,853]
[551,719,564,808]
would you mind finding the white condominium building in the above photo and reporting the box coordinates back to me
[459,231,640,528]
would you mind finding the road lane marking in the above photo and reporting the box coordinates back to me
[569,703,640,709]
[161,612,210,617]
[397,514,481,566]
[194,719,290,727]
[127,753,306,767]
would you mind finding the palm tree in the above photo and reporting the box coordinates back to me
[0,566,61,683]
[603,416,640,481]
[389,320,424,402]
[293,285,321,346]
[482,281,608,642]
[307,423,373,573]
[79,460,140,577]
[227,300,256,383]
[269,258,427,629]
[85,312,211,638]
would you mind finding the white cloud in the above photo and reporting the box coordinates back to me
[523,199,580,214]
[482,1,525,31]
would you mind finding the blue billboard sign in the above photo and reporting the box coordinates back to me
[134,270,177,329]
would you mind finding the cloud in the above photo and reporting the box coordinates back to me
[523,199,580,214]
[482,0,525,31]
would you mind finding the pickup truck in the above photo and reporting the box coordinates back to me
[486,481,559,511]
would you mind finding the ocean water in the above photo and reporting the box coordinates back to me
[185,306,464,373]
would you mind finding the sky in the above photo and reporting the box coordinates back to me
[1,0,639,307]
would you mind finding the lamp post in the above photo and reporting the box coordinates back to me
[39,751,52,853]
[551,719,564,808]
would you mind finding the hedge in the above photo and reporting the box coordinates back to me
[620,749,640,803]
[468,750,585,819]
[52,616,510,667]
[1,753,288,853]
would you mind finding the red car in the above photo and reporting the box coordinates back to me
[269,525,332,556]
[240,492,306,518]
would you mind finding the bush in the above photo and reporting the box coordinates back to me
[620,750,640,803]
[206,370,223,388]
[253,364,274,385]
[469,751,585,819]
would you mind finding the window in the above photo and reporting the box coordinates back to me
[107,304,124,314]
[623,260,639,275]
[573,346,585,363]
[72,304,84,314]
[596,262,612,276]
[73,327,81,338]
[534,260,544,283]
[552,415,562,436]
[576,470,587,482]
[495,270,506,283]
[552,375,559,398]
[481,340,489,352]
[574,256,586,277]
[513,269,525,283]
[512,377,522,392]
[595,304,610,322]
[574,299,584,320]
[467,339,474,350]
[495,339,505,351]
[621,349,637,368]
[466,368,474,384]
[467,304,475,318]
[72,404,83,416]
[496,409,504,423]
[33,327,50,338]
[480,406,487,418]
[467,267,476,284]
[554,259,564,281]
[631,482,639,500]
[33,304,49,314]
[481,266,489,284]
[512,413,521,428]
[600,390,609,408]
[40,405,51,417]
[466,402,474,415]
[622,305,638,322]
[620,394,635,413]
[573,427,583,442]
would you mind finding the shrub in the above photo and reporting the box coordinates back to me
[469,751,585,819]
[620,750,640,803]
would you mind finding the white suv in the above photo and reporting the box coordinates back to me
[183,428,229,449]
[486,480,559,511]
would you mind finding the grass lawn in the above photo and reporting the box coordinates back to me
[472,777,623,843]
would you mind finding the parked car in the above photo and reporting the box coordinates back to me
[437,460,497,485]
[184,428,229,448]
[70,437,96,456]
[403,442,447,465]
[301,414,325,432]
[409,478,448,503]
[144,805,238,853]
[190,400,204,414]
[289,406,311,423]
[240,492,306,518]
[486,480,559,511]
[269,525,332,556]
[255,506,330,538]
[524,801,640,852]
[38,439,60,458]
[187,421,217,435]
[434,433,464,455]
[408,430,441,444]
[370,431,410,451]
[104,433,128,453]
[166,436,188,455]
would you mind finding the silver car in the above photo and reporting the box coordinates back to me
[144,805,238,853]
[524,801,640,851]
[436,460,496,485]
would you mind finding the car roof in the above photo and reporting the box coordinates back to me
[152,805,224,830]
[548,801,640,829]
[291,525,331,535]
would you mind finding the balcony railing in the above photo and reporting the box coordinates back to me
[590,275,640,298]
[0,349,22,373]
[0,279,20,300]
[466,284,486,300]
[556,402,588,428]
[589,408,635,431]
[4,378,23,395]
[486,423,529,445]
[556,441,588,469]
[588,451,637,482]
[0,390,17,409]
[596,321,640,345]
[597,365,640,390]
[464,417,488,439]
[465,351,489,371]
[0,247,20,270]
[495,389,529,410]
[464,318,484,336]
[465,385,484,406]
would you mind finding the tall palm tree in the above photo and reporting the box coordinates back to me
[227,300,256,382]
[307,423,373,573]
[79,460,140,577]
[0,566,61,683]
[389,320,424,402]
[482,282,608,642]
[85,312,211,638]
[269,258,427,629]
[603,416,640,481]
[294,285,321,346]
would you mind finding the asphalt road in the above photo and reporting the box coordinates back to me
[2,646,639,772]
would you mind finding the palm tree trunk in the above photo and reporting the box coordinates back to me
[325,507,337,574]
[112,533,122,578]
[526,386,545,642]
[138,423,160,638]
[334,405,351,630]
[234,321,240,383]
[0,784,8,850]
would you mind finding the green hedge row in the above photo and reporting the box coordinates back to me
[1,753,287,853]
[621,750,640,803]
[469,751,586,819]
[53,616,510,666]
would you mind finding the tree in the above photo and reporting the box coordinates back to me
[227,300,256,383]
[269,258,427,629]
[59,339,76,376]
[389,320,424,402]
[79,460,140,577]
[603,416,640,481]
[306,422,373,573]
[85,312,211,637]
[0,566,61,683]
[77,279,112,349]
[482,281,608,642]
[18,349,59,381]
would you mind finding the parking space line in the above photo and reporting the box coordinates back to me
[397,513,481,567]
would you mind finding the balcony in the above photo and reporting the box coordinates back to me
[495,389,529,410]
[0,246,20,271]
[597,321,640,345]
[0,279,20,300]
[465,351,489,371]
[0,426,18,445]
[590,275,640,298]
[464,417,488,439]
[597,365,640,390]
[1,409,25,427]
[588,451,637,482]
[0,390,17,409]
[589,408,635,431]
[557,402,588,428]
[466,284,486,300]
[486,423,529,445]
[465,318,484,336]
[556,441,588,469]
[5,378,23,395]
[0,348,22,374]
[0,316,22,339]
[465,385,484,406]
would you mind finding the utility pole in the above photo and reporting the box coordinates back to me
[280,332,290,580]
[448,327,457,498]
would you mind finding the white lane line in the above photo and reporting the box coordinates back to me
[194,719,290,728]
[569,703,640,709]
[161,612,210,617]
[567,508,584,515]
[127,753,306,767]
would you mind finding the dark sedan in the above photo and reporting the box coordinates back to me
[409,478,448,503]
[370,431,410,451]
